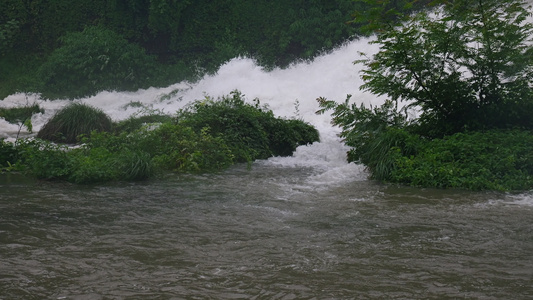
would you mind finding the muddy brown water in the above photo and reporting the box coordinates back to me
[1,163,532,299]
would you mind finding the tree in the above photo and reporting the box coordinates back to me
[356,0,533,136]
[38,26,157,99]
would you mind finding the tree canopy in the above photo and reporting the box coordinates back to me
[356,0,533,136]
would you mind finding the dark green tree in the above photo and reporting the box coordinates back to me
[357,0,533,136]
[38,26,157,99]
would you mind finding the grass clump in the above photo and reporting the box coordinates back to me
[37,103,112,144]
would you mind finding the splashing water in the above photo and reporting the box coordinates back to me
[1,33,532,199]
[0,36,383,182]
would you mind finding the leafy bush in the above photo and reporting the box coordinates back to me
[16,139,73,180]
[86,123,235,173]
[356,0,533,137]
[0,139,19,170]
[317,95,414,178]
[67,146,153,183]
[37,102,113,144]
[38,26,158,99]
[177,90,319,163]
[67,147,118,184]
[391,130,533,191]
[264,118,320,157]
[11,137,153,183]
[145,124,235,172]
[176,91,271,162]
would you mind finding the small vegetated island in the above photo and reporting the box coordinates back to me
[1,91,319,183]
[318,0,533,191]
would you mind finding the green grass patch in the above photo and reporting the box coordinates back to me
[37,103,113,144]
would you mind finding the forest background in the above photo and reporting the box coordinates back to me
[0,0,427,99]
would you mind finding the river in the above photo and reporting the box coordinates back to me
[1,36,533,299]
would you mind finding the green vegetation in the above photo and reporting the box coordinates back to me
[176,91,319,162]
[37,102,113,144]
[113,114,173,133]
[1,92,319,183]
[356,0,533,137]
[37,26,159,99]
[0,103,43,134]
[0,0,372,99]
[319,0,533,191]
[391,130,533,191]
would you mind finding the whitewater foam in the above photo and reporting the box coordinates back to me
[0,36,382,172]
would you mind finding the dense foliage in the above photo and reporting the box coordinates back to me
[37,26,159,99]
[391,130,533,191]
[357,0,533,137]
[176,91,320,162]
[1,92,319,183]
[1,0,361,65]
[0,0,379,99]
[318,97,533,191]
[318,0,533,191]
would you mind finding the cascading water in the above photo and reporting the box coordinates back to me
[0,36,382,184]
[2,36,533,300]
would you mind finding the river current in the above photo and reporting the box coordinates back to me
[1,37,533,299]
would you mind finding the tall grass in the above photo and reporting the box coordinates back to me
[37,103,112,144]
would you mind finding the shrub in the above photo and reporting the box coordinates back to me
[37,102,112,144]
[263,118,320,157]
[317,96,413,172]
[16,139,73,180]
[38,26,158,99]
[356,0,533,137]
[390,130,533,191]
[177,90,319,162]
[67,147,118,184]
[140,124,235,172]
[86,123,235,174]
[0,139,19,170]
[66,146,152,183]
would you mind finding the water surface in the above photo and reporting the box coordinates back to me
[2,163,532,299]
